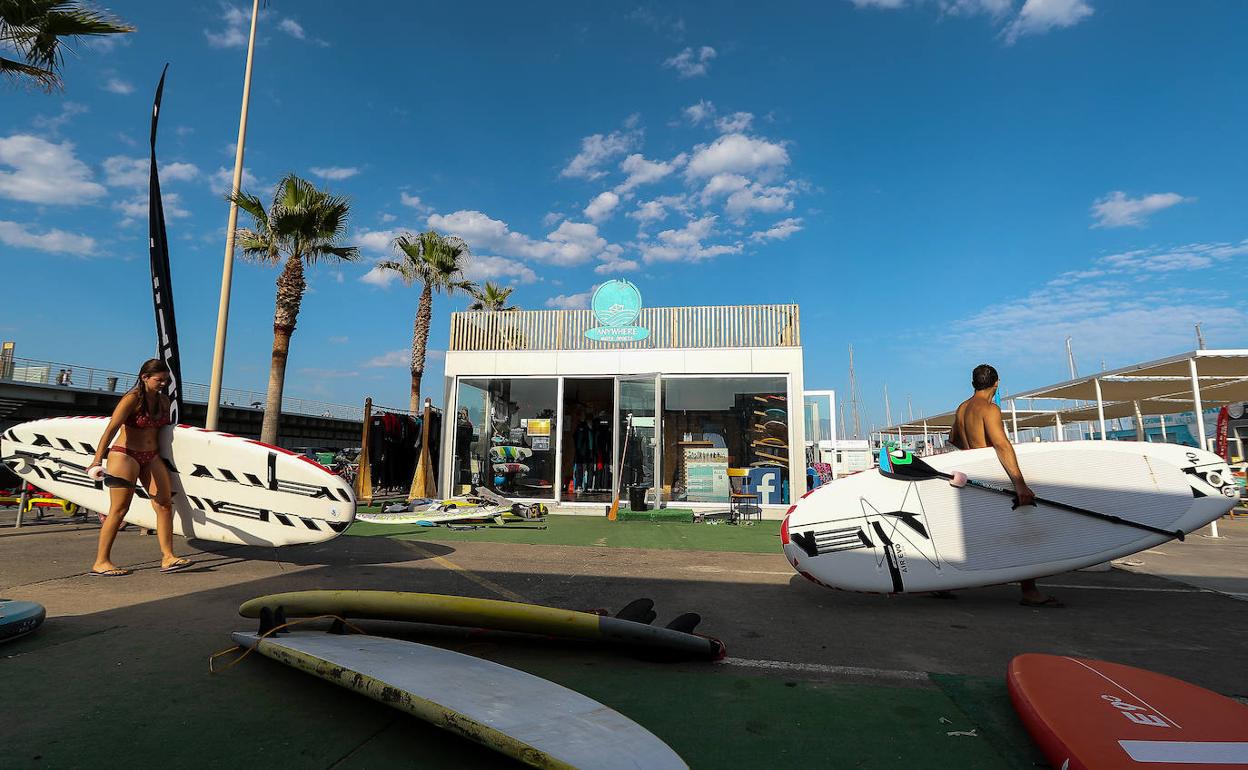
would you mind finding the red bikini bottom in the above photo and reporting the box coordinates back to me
[110,445,159,469]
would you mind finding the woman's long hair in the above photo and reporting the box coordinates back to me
[128,358,171,421]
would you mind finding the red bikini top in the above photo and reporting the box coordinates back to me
[126,409,170,429]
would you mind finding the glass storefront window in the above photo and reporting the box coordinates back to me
[453,378,558,499]
[661,376,789,505]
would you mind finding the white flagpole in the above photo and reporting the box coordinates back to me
[206,0,261,430]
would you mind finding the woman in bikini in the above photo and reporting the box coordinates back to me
[85,358,191,576]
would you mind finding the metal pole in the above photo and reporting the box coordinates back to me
[1055,413,1063,442]
[205,0,260,430]
[922,419,928,456]
[1160,414,1167,441]
[1187,357,1218,537]
[1133,400,1145,442]
[1094,378,1107,440]
[1011,399,1018,442]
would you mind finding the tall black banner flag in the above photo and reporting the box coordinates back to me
[149,65,183,425]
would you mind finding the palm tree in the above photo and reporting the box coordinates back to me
[376,231,472,413]
[467,281,518,312]
[1,1,134,91]
[230,174,359,444]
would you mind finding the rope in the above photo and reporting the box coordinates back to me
[208,614,369,674]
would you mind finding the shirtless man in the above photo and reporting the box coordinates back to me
[948,364,1061,608]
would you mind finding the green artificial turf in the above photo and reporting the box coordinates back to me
[347,514,782,553]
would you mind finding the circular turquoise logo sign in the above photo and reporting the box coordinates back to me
[585,279,650,342]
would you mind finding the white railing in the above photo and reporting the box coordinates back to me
[0,356,364,421]
[449,304,801,352]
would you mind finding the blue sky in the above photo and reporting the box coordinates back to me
[2,0,1245,427]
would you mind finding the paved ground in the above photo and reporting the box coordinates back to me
[2,511,1245,769]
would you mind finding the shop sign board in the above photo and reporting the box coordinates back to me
[585,279,651,343]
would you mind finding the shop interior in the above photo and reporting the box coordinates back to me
[560,378,614,503]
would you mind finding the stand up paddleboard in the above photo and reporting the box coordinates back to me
[238,591,725,661]
[0,417,355,547]
[782,441,1237,593]
[231,629,688,770]
[1008,653,1248,769]
[0,599,46,643]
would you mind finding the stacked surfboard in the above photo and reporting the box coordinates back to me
[782,441,1238,594]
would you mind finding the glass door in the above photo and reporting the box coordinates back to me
[617,376,658,507]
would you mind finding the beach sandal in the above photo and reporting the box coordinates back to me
[1019,596,1065,608]
[89,567,131,577]
[159,558,193,574]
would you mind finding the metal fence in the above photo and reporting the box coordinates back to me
[1,357,365,421]
[449,304,802,352]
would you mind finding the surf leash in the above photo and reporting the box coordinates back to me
[209,613,369,673]
[878,448,1185,542]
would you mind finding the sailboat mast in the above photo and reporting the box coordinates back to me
[848,345,862,439]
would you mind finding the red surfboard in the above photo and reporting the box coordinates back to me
[1008,653,1248,769]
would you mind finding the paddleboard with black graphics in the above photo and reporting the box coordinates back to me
[231,629,688,769]
[782,441,1236,593]
[0,599,46,643]
[0,417,355,547]
[1008,653,1248,769]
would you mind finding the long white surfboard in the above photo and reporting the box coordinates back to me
[782,441,1237,593]
[0,417,355,547]
[232,630,688,770]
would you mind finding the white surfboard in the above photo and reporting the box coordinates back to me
[0,417,354,547]
[232,630,688,769]
[782,441,1237,593]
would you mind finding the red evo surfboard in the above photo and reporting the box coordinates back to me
[1008,653,1248,769]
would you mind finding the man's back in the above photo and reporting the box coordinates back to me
[951,397,998,450]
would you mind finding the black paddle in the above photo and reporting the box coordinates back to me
[878,447,1185,542]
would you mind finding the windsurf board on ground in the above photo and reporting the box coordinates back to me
[1008,653,1248,769]
[232,630,687,770]
[0,599,46,643]
[354,507,494,526]
[493,462,530,474]
[782,441,1237,593]
[489,446,532,462]
[0,417,355,547]
[239,590,725,661]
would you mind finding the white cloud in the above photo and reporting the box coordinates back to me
[940,0,1013,16]
[664,46,717,78]
[948,239,1246,364]
[115,192,190,225]
[683,100,716,125]
[594,246,640,275]
[849,0,908,7]
[309,166,360,180]
[1003,0,1093,44]
[685,133,790,181]
[639,215,742,263]
[0,135,105,204]
[561,128,638,180]
[699,173,796,220]
[278,18,305,39]
[0,220,97,255]
[750,217,804,242]
[715,112,754,133]
[541,211,562,227]
[1090,191,1189,229]
[615,152,686,193]
[380,212,397,223]
[400,192,429,212]
[427,210,606,266]
[354,228,399,255]
[32,101,89,133]
[360,263,398,288]
[629,199,669,226]
[364,350,410,368]
[545,292,593,310]
[329,335,349,344]
[103,77,134,95]
[464,255,539,284]
[205,5,249,48]
[210,166,260,195]
[583,191,620,223]
[104,156,200,187]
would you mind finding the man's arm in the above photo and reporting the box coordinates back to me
[982,405,1035,506]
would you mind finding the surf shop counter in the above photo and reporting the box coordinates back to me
[438,282,809,516]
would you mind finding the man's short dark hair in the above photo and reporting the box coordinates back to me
[972,364,998,391]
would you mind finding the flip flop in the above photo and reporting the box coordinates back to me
[159,558,193,574]
[1019,596,1065,608]
[89,567,131,577]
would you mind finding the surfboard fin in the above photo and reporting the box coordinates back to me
[257,607,276,635]
[665,612,701,634]
[615,598,656,624]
